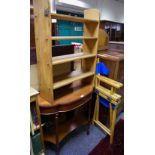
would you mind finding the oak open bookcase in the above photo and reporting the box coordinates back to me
[32,0,100,150]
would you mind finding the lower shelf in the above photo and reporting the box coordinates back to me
[43,113,88,144]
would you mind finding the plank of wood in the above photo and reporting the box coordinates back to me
[51,13,98,23]
[96,75,123,89]
[33,0,54,103]
[95,85,121,101]
[51,36,97,40]
[82,9,100,86]
[53,71,94,90]
[52,53,96,65]
[94,120,111,135]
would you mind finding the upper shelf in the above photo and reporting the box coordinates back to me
[52,53,96,65]
[30,6,99,23]
[51,13,98,23]
[51,36,97,40]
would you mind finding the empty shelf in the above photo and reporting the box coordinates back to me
[51,13,98,23]
[53,71,94,90]
[51,36,97,40]
[52,53,96,65]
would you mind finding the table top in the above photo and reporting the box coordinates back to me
[98,50,124,61]
[30,87,39,97]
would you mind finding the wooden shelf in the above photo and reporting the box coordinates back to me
[51,13,98,23]
[43,113,88,144]
[51,36,97,40]
[52,53,96,65]
[53,71,94,90]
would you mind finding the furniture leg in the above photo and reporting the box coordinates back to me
[92,97,97,124]
[36,98,45,151]
[96,95,100,121]
[87,100,91,135]
[110,106,118,144]
[55,113,59,155]
[109,102,113,127]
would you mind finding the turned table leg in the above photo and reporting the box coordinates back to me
[87,100,91,135]
[55,113,59,155]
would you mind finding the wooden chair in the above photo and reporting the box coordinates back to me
[93,59,123,144]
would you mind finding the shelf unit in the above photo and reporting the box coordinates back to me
[33,0,100,104]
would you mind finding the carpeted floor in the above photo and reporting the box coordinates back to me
[88,119,124,155]
[45,113,124,155]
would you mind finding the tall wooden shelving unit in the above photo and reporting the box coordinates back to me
[33,0,100,104]
[32,0,100,153]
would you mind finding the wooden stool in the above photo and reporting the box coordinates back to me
[93,68,123,144]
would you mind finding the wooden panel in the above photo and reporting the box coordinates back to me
[51,13,98,23]
[82,9,100,86]
[30,64,39,91]
[33,0,53,103]
[52,53,96,65]
[96,75,123,89]
[51,36,97,40]
[95,85,121,101]
[53,71,94,90]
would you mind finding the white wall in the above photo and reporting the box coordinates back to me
[55,0,124,23]
[97,0,124,23]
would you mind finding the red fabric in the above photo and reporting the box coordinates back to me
[89,119,124,155]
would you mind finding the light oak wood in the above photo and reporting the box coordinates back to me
[51,13,98,23]
[82,9,100,86]
[96,85,121,101]
[53,71,94,90]
[51,36,97,40]
[52,53,96,65]
[33,0,54,103]
[96,75,123,89]
[93,61,123,144]
[94,120,111,135]
[110,105,118,143]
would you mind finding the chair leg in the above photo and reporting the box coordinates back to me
[55,113,59,155]
[109,102,113,127]
[110,106,118,144]
[96,95,100,121]
[93,95,99,123]
[87,100,91,135]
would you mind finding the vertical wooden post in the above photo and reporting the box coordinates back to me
[36,99,45,151]
[82,9,100,85]
[55,113,59,155]
[33,0,54,103]
[87,100,91,135]
[110,105,118,144]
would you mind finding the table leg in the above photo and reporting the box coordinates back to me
[55,113,59,155]
[87,100,91,135]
